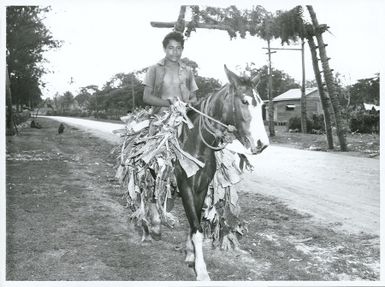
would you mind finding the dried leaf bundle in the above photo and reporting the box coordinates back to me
[114,102,249,249]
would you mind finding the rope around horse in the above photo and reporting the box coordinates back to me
[187,94,237,151]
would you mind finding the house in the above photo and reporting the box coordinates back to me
[265,87,323,125]
[363,103,380,112]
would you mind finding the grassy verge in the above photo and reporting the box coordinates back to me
[269,126,379,158]
[5,118,380,281]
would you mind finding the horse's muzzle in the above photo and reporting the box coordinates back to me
[251,140,268,154]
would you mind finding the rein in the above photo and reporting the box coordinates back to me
[187,89,237,151]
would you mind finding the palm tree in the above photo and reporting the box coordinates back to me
[305,25,334,149]
[306,5,347,151]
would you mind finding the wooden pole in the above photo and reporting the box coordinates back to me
[131,74,135,110]
[174,5,186,32]
[267,39,275,136]
[307,5,347,151]
[300,39,307,133]
[307,35,334,149]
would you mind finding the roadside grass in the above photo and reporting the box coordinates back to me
[5,117,380,281]
[63,116,380,158]
[269,125,380,158]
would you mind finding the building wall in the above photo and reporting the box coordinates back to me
[267,91,322,124]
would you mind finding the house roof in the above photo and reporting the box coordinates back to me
[363,103,380,111]
[273,87,318,102]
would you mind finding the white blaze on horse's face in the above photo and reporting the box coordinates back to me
[247,89,269,153]
[229,89,269,155]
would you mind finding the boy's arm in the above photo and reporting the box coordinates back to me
[143,86,174,107]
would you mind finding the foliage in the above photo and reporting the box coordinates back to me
[187,5,271,39]
[6,6,61,109]
[181,57,222,99]
[51,72,146,119]
[288,114,325,133]
[246,63,300,100]
[273,6,306,44]
[13,111,31,125]
[195,76,222,99]
[348,75,379,108]
[186,5,308,44]
[311,114,326,132]
[349,110,380,134]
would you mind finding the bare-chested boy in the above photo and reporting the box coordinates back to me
[143,31,198,113]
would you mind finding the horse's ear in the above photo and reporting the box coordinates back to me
[251,73,261,86]
[224,65,240,86]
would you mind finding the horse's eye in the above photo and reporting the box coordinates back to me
[241,99,249,105]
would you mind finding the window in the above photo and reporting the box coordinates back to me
[286,104,295,111]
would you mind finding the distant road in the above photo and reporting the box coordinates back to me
[42,116,380,236]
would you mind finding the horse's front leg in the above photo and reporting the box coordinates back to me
[185,230,195,266]
[177,182,210,281]
[191,229,209,281]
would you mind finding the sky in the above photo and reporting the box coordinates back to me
[3,0,385,98]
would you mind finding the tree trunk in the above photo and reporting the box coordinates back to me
[6,65,16,135]
[267,39,275,136]
[300,39,307,133]
[307,35,334,149]
[307,5,347,151]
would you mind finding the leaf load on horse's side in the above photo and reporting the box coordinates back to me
[114,65,269,281]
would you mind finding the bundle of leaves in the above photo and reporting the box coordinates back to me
[114,102,246,249]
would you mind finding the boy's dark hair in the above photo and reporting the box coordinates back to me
[162,31,184,49]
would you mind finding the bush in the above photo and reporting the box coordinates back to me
[311,114,325,133]
[13,111,31,125]
[288,116,302,131]
[92,111,108,119]
[349,110,379,133]
[46,110,58,116]
[288,115,325,134]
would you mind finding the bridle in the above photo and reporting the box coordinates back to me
[187,85,238,151]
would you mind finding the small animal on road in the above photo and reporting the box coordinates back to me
[58,123,65,134]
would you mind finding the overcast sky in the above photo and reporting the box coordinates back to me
[4,0,385,98]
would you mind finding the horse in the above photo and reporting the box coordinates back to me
[171,65,269,280]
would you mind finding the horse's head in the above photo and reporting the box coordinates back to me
[222,65,269,155]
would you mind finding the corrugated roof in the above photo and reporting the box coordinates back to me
[273,87,318,102]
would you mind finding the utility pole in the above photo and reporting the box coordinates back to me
[266,39,276,136]
[262,44,307,133]
[131,73,135,110]
[300,39,307,133]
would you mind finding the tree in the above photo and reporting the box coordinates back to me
[181,57,222,99]
[246,64,300,100]
[349,75,379,108]
[6,64,16,135]
[6,6,61,112]
[306,5,347,151]
[62,91,74,112]
[194,76,222,100]
[305,29,334,148]
[75,85,99,111]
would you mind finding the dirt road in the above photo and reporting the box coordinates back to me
[6,117,380,281]
[44,116,380,236]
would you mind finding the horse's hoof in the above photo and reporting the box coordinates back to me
[151,232,161,241]
[196,273,211,281]
[185,259,194,268]
[141,234,152,243]
[185,252,195,267]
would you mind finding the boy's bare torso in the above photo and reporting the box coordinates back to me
[161,63,182,100]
